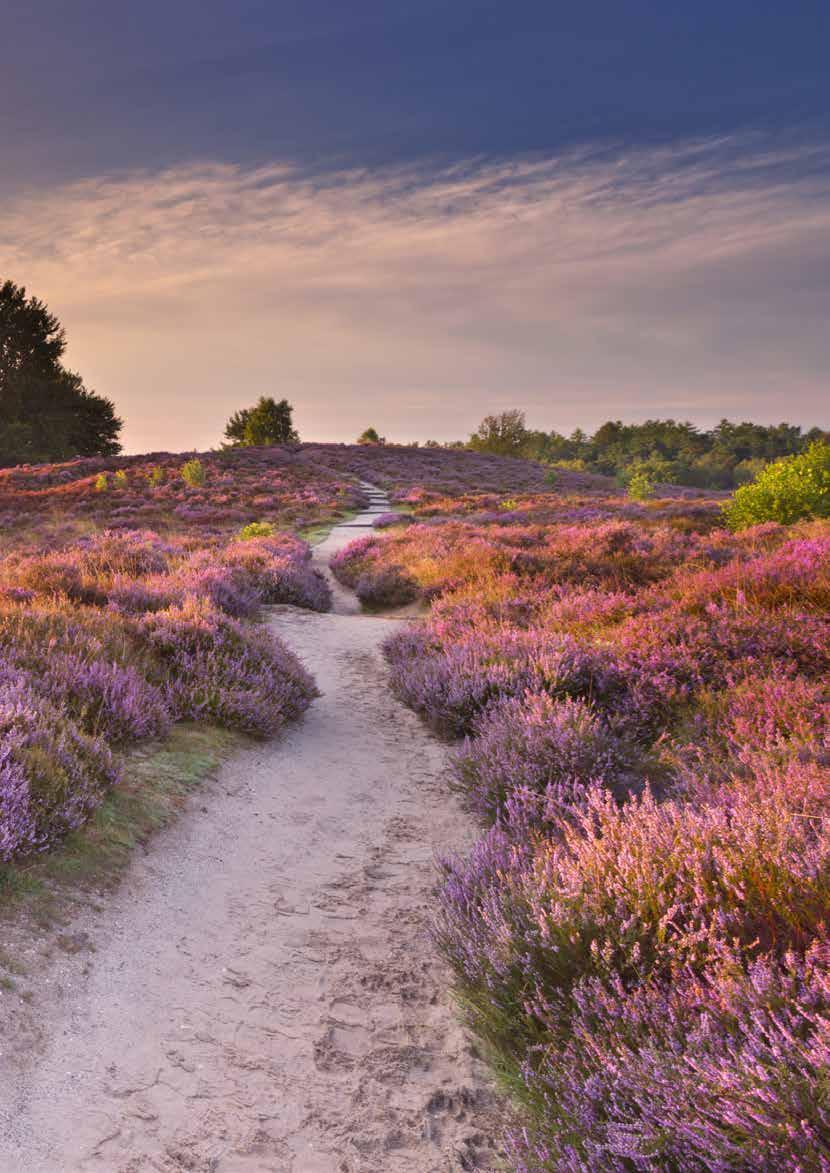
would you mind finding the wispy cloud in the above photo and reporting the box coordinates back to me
[3,138,830,451]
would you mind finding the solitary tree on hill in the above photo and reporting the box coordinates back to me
[0,279,122,466]
[467,409,529,456]
[357,426,385,445]
[224,397,299,447]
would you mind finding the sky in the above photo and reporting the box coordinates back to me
[3,1,830,452]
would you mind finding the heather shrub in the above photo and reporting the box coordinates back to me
[384,627,614,736]
[216,535,331,611]
[0,675,118,860]
[454,693,631,821]
[138,596,317,735]
[9,554,86,600]
[507,947,830,1171]
[27,653,171,742]
[76,529,170,580]
[724,440,830,530]
[372,511,412,528]
[354,566,419,609]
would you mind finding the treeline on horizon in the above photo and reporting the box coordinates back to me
[457,409,830,490]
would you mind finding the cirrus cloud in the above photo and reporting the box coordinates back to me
[2,137,829,451]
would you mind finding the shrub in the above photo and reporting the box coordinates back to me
[113,469,128,488]
[0,674,118,860]
[355,566,419,610]
[454,692,629,822]
[384,627,613,736]
[627,470,655,500]
[239,520,276,540]
[724,440,830,530]
[148,465,165,487]
[138,596,318,736]
[506,947,830,1171]
[94,473,109,492]
[181,458,206,487]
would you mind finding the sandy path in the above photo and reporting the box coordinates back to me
[0,486,498,1173]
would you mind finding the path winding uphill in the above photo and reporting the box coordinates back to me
[0,486,499,1172]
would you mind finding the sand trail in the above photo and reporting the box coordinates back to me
[0,486,498,1172]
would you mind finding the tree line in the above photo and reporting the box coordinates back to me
[466,409,829,490]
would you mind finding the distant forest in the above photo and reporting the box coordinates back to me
[461,411,830,489]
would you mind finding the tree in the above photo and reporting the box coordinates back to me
[357,427,385,445]
[0,279,122,466]
[468,410,529,456]
[223,397,298,447]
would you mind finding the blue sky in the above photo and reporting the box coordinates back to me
[3,2,830,450]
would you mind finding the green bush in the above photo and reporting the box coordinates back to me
[148,465,165,487]
[113,469,128,488]
[181,458,206,488]
[238,521,276,540]
[94,473,108,492]
[724,441,830,530]
[627,471,655,500]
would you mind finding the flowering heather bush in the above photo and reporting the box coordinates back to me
[0,673,117,861]
[138,596,317,736]
[372,511,413,528]
[385,627,614,737]
[507,947,830,1171]
[371,485,830,1164]
[454,693,631,822]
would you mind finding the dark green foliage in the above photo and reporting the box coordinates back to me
[224,397,298,447]
[0,279,122,466]
[468,409,530,456]
[467,409,830,490]
[357,426,385,445]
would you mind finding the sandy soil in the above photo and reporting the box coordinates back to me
[0,487,500,1172]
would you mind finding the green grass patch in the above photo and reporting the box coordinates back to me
[0,723,246,931]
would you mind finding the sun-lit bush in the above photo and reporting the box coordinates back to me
[724,440,830,530]
[181,457,206,487]
[238,520,276,539]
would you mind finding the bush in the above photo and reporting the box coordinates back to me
[239,520,276,540]
[0,674,118,860]
[94,473,109,492]
[454,692,629,822]
[138,596,318,736]
[627,470,655,500]
[181,458,206,488]
[355,566,419,610]
[384,627,613,736]
[724,441,830,530]
[113,469,128,488]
